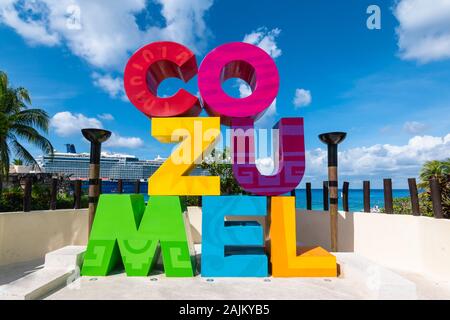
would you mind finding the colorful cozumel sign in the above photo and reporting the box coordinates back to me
[81,41,337,278]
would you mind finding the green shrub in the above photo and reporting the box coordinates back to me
[391,197,412,215]
[0,187,23,212]
[182,196,200,207]
[0,184,88,212]
[380,195,434,217]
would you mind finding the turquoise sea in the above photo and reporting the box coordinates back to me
[292,189,410,212]
[82,181,410,212]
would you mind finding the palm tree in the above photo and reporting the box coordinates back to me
[12,159,23,165]
[418,159,449,188]
[418,158,450,218]
[0,71,54,191]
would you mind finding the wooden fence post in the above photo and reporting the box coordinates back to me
[342,181,349,212]
[323,181,329,211]
[74,180,82,209]
[430,177,444,219]
[117,179,123,194]
[383,178,393,214]
[23,176,32,212]
[134,180,140,194]
[408,178,420,216]
[363,181,370,213]
[50,178,58,210]
[306,183,312,210]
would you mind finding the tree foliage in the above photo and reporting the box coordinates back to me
[418,158,450,218]
[386,158,449,218]
[0,71,54,185]
[201,148,246,195]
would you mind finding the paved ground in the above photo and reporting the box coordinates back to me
[2,252,450,300]
[393,270,450,300]
[0,259,44,286]
[48,273,368,300]
[45,253,450,300]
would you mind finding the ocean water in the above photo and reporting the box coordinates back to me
[81,181,410,212]
[293,189,410,212]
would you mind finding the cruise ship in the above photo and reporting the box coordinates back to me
[37,144,208,180]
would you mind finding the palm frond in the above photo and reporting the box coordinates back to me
[0,71,54,174]
[0,138,11,177]
[2,89,24,114]
[16,87,31,105]
[419,160,445,182]
[0,71,8,93]
[10,124,54,156]
[10,139,37,166]
[12,109,50,133]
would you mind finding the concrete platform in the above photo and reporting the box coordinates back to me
[0,259,44,286]
[3,245,450,300]
[0,246,85,300]
[45,251,450,300]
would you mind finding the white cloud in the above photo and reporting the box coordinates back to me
[256,157,275,176]
[105,133,144,149]
[243,27,282,58]
[238,80,251,98]
[394,0,450,63]
[0,0,214,96]
[51,111,143,149]
[227,132,450,188]
[304,133,450,188]
[50,111,102,137]
[261,100,277,119]
[154,0,213,54]
[97,113,114,121]
[0,0,60,46]
[403,121,427,134]
[241,28,281,125]
[293,88,312,108]
[237,80,277,126]
[92,73,127,101]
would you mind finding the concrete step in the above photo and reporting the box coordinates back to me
[0,246,85,300]
[1,245,423,300]
[335,253,418,299]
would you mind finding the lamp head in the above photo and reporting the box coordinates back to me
[82,129,111,144]
[319,132,347,145]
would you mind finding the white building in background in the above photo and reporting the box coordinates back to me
[9,164,42,174]
[36,144,208,180]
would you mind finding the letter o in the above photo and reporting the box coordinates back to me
[198,42,280,126]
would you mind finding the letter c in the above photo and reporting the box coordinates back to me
[124,41,201,118]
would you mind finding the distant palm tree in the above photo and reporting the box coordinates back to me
[12,159,23,165]
[0,71,53,190]
[418,159,450,188]
[418,158,450,218]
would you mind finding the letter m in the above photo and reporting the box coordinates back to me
[81,194,195,277]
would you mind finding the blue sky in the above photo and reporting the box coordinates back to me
[1,0,450,188]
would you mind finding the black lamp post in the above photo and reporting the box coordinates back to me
[319,132,347,252]
[82,128,111,236]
